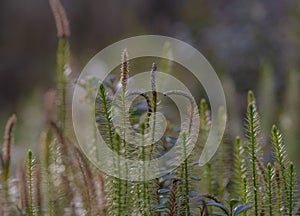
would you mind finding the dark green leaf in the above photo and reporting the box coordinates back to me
[229,199,240,209]
[158,173,177,183]
[158,189,171,195]
[233,204,252,215]
[160,198,169,205]
[189,191,200,198]
[153,204,169,213]
[207,201,229,214]
[153,207,169,213]
[189,162,200,166]
[190,176,201,181]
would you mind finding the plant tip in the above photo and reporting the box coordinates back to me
[120,48,129,88]
[248,90,255,104]
[152,63,157,71]
[49,0,70,38]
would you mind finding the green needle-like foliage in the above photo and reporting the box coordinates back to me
[200,99,213,195]
[272,125,289,211]
[97,83,114,149]
[56,38,70,133]
[234,136,248,202]
[27,150,35,216]
[217,107,227,199]
[182,132,191,216]
[266,163,274,216]
[288,162,296,216]
[274,162,283,215]
[246,91,262,216]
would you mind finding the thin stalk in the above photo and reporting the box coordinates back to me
[120,89,129,214]
[242,177,249,216]
[56,38,69,134]
[218,107,226,198]
[182,133,191,216]
[141,123,148,214]
[149,63,157,161]
[120,49,129,214]
[35,165,42,216]
[43,128,54,216]
[235,137,244,197]
[274,162,282,216]
[200,99,212,195]
[267,163,273,216]
[27,150,34,216]
[149,63,161,211]
[288,162,295,216]
[116,135,122,216]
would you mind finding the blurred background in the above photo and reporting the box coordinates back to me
[0,0,299,172]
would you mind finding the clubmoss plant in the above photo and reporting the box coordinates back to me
[49,0,71,134]
[0,1,299,215]
[272,125,289,209]
[1,59,299,216]
[246,90,262,216]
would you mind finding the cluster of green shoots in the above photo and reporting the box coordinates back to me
[0,0,299,215]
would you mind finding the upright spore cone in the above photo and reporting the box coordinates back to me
[120,48,129,88]
[2,114,17,172]
[151,63,157,92]
[49,0,70,38]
